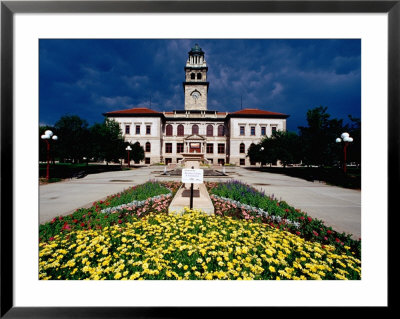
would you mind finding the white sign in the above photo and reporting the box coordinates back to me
[182,169,204,184]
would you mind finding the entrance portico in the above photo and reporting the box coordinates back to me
[184,134,206,154]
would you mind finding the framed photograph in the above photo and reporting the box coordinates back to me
[1,0,395,316]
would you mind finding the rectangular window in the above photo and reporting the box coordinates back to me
[208,158,213,164]
[218,159,225,165]
[135,125,140,135]
[145,142,151,153]
[177,143,184,153]
[218,143,225,154]
[145,158,150,164]
[272,126,277,134]
[261,127,266,136]
[146,125,151,135]
[125,125,130,135]
[250,126,256,136]
[206,143,214,154]
[240,126,245,136]
[240,159,245,166]
[165,158,172,165]
[165,143,172,153]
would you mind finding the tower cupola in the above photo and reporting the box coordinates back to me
[183,44,209,110]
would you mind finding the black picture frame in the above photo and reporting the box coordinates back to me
[1,0,395,317]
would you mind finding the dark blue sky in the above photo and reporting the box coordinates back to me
[39,39,361,132]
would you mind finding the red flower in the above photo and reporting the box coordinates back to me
[313,231,319,237]
[73,219,78,223]
[296,231,301,235]
[80,222,85,227]
[335,238,341,243]
[118,219,122,224]
[51,218,56,224]
[324,236,328,241]
[58,216,63,221]
[307,217,312,222]
[327,230,332,235]
[49,237,54,241]
[285,209,290,212]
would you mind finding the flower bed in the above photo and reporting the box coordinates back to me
[207,181,361,259]
[39,181,180,242]
[39,209,361,280]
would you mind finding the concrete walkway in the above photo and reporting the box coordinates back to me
[39,166,361,239]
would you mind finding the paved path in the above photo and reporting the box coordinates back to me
[40,166,361,239]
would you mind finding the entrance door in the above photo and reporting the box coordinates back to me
[189,142,201,153]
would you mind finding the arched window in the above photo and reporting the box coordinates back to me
[177,124,184,136]
[240,143,245,153]
[197,73,202,80]
[166,124,173,136]
[206,125,213,137]
[145,142,151,153]
[218,125,225,136]
[190,73,195,80]
[192,124,199,135]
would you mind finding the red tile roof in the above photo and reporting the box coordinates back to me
[104,107,161,115]
[230,108,287,116]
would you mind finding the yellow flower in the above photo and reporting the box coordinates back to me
[269,266,276,272]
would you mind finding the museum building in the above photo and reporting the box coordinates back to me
[104,44,289,166]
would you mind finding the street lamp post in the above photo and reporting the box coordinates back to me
[260,146,264,167]
[126,145,132,168]
[41,130,58,180]
[336,132,353,173]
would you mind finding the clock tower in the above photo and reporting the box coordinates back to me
[183,44,209,111]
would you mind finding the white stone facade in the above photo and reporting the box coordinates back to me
[113,116,162,164]
[104,44,289,166]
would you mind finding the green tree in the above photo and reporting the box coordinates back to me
[248,131,301,167]
[272,131,302,167]
[344,115,361,166]
[54,115,90,163]
[90,118,125,164]
[124,141,145,164]
[298,106,344,167]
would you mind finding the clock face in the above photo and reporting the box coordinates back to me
[191,91,200,100]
